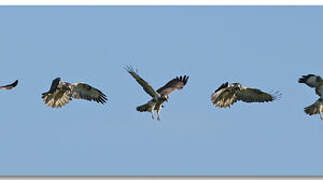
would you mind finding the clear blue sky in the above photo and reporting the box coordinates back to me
[0,6,322,176]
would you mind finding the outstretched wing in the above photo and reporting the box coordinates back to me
[157,75,189,96]
[211,83,238,108]
[71,83,107,104]
[125,66,160,99]
[42,80,72,108]
[304,98,323,116]
[236,87,279,103]
[0,80,18,90]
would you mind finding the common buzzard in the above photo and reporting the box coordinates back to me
[299,74,323,119]
[125,66,189,120]
[211,82,280,108]
[0,80,18,90]
[42,77,107,108]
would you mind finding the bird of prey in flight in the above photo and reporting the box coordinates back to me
[42,77,107,108]
[211,82,280,108]
[125,66,189,120]
[0,80,18,90]
[298,74,323,120]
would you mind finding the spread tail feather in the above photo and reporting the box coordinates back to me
[136,103,150,112]
[304,99,323,116]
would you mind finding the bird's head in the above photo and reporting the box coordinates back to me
[232,83,242,91]
[161,95,169,102]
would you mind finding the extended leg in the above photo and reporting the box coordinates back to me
[150,104,156,120]
[156,104,162,121]
[157,109,161,121]
[151,112,155,119]
[320,113,323,120]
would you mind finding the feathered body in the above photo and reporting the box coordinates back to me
[42,77,107,108]
[125,66,189,120]
[298,74,323,119]
[211,82,280,108]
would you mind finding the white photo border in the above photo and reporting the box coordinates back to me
[0,0,323,5]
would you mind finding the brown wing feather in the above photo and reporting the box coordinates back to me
[157,75,189,96]
[236,88,279,103]
[71,83,107,104]
[0,80,18,90]
[125,66,159,98]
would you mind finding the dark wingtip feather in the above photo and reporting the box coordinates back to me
[123,65,138,74]
[177,75,189,85]
[270,90,282,101]
[97,91,108,104]
[11,80,18,87]
[123,65,131,72]
[214,82,229,93]
[183,75,189,85]
[1,80,19,89]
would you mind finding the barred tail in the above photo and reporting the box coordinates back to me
[136,103,150,112]
[304,98,323,116]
